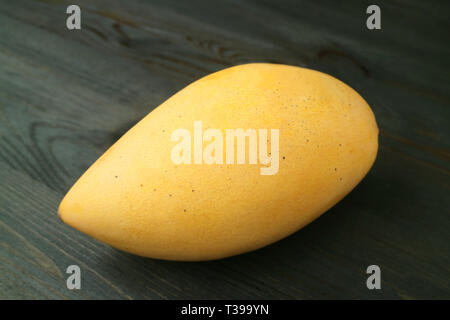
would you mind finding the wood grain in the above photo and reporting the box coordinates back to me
[0,0,449,299]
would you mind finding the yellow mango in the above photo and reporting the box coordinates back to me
[58,63,378,261]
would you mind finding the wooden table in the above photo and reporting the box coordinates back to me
[1,0,449,299]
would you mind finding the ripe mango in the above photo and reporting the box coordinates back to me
[58,63,378,261]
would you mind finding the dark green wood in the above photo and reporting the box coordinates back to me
[0,0,449,299]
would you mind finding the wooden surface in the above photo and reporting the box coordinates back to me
[0,0,449,299]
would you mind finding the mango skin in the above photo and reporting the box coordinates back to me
[59,63,378,261]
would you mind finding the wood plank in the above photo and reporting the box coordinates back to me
[0,0,449,299]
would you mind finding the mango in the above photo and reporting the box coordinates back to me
[58,63,378,261]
